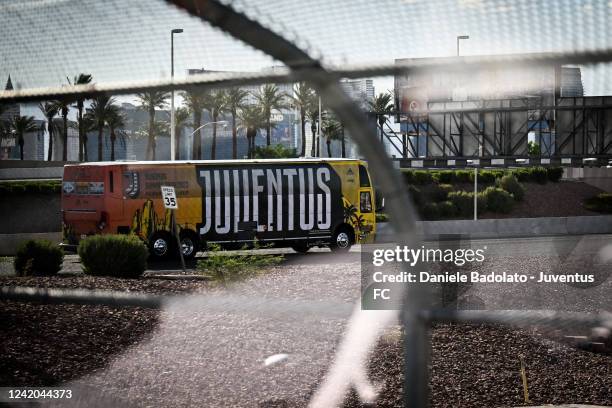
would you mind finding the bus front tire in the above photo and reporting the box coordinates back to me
[330,227,354,253]
[179,231,200,260]
[149,231,174,260]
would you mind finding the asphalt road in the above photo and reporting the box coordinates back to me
[53,234,612,407]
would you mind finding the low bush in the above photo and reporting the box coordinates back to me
[375,213,389,222]
[448,191,486,217]
[483,187,514,213]
[437,200,457,218]
[436,171,455,184]
[78,234,148,278]
[406,185,424,207]
[428,183,453,202]
[547,167,564,182]
[14,239,63,276]
[584,193,612,213]
[402,170,435,185]
[455,170,473,183]
[498,174,525,201]
[197,242,284,284]
[478,170,497,184]
[422,202,439,220]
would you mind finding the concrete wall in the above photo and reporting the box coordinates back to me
[583,167,612,192]
[0,193,61,234]
[0,160,68,181]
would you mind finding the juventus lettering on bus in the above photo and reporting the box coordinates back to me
[195,164,343,241]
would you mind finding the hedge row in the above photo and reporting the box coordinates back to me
[401,166,563,185]
[0,180,61,194]
[421,187,515,220]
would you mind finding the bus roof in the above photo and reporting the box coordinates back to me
[64,158,367,167]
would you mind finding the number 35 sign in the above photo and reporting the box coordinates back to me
[161,186,178,209]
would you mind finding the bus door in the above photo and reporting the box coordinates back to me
[358,164,376,243]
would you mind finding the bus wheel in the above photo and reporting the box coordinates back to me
[291,243,310,254]
[330,227,353,253]
[149,231,174,260]
[179,231,200,260]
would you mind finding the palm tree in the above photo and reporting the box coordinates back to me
[68,73,93,161]
[253,84,287,146]
[52,99,71,161]
[86,95,114,161]
[322,116,342,157]
[173,107,190,160]
[224,87,249,159]
[306,99,320,157]
[203,90,226,160]
[106,105,125,161]
[39,102,59,161]
[182,89,207,159]
[78,114,95,161]
[10,116,38,160]
[238,105,265,159]
[369,91,394,137]
[136,91,168,160]
[289,82,315,157]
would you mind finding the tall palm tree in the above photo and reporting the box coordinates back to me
[10,116,38,160]
[253,84,287,146]
[173,107,190,160]
[238,105,265,159]
[322,116,342,157]
[182,89,207,160]
[106,105,125,162]
[306,99,320,157]
[39,102,59,161]
[86,95,114,161]
[52,99,71,161]
[203,90,226,160]
[68,73,93,161]
[290,82,315,157]
[369,91,394,134]
[136,91,168,160]
[224,87,249,159]
[78,114,95,162]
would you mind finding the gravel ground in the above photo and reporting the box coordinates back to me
[345,324,612,408]
[1,237,611,407]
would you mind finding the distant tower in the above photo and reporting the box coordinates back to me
[1,75,20,122]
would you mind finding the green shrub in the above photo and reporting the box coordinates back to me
[584,193,612,213]
[14,239,63,276]
[422,202,439,220]
[455,170,473,183]
[406,185,423,207]
[483,187,514,213]
[498,174,525,201]
[437,200,457,218]
[531,166,548,184]
[436,171,455,183]
[78,234,148,278]
[197,242,283,284]
[448,191,486,217]
[478,170,497,184]
[402,170,435,185]
[252,144,297,158]
[376,213,389,222]
[428,183,453,202]
[0,180,61,194]
[547,167,564,182]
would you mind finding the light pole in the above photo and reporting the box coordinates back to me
[456,35,469,57]
[188,121,229,159]
[170,28,183,161]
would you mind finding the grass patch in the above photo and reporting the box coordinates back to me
[0,180,61,195]
[197,242,284,285]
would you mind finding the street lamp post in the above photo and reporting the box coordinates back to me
[170,28,183,161]
[188,121,229,158]
[456,35,469,57]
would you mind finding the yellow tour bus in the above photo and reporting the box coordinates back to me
[61,158,377,259]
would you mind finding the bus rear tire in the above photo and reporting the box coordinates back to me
[149,231,174,260]
[179,231,200,260]
[330,227,353,253]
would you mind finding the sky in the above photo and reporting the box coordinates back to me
[1,0,611,109]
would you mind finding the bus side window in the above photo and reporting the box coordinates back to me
[109,171,114,193]
[360,191,373,213]
[358,165,370,187]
